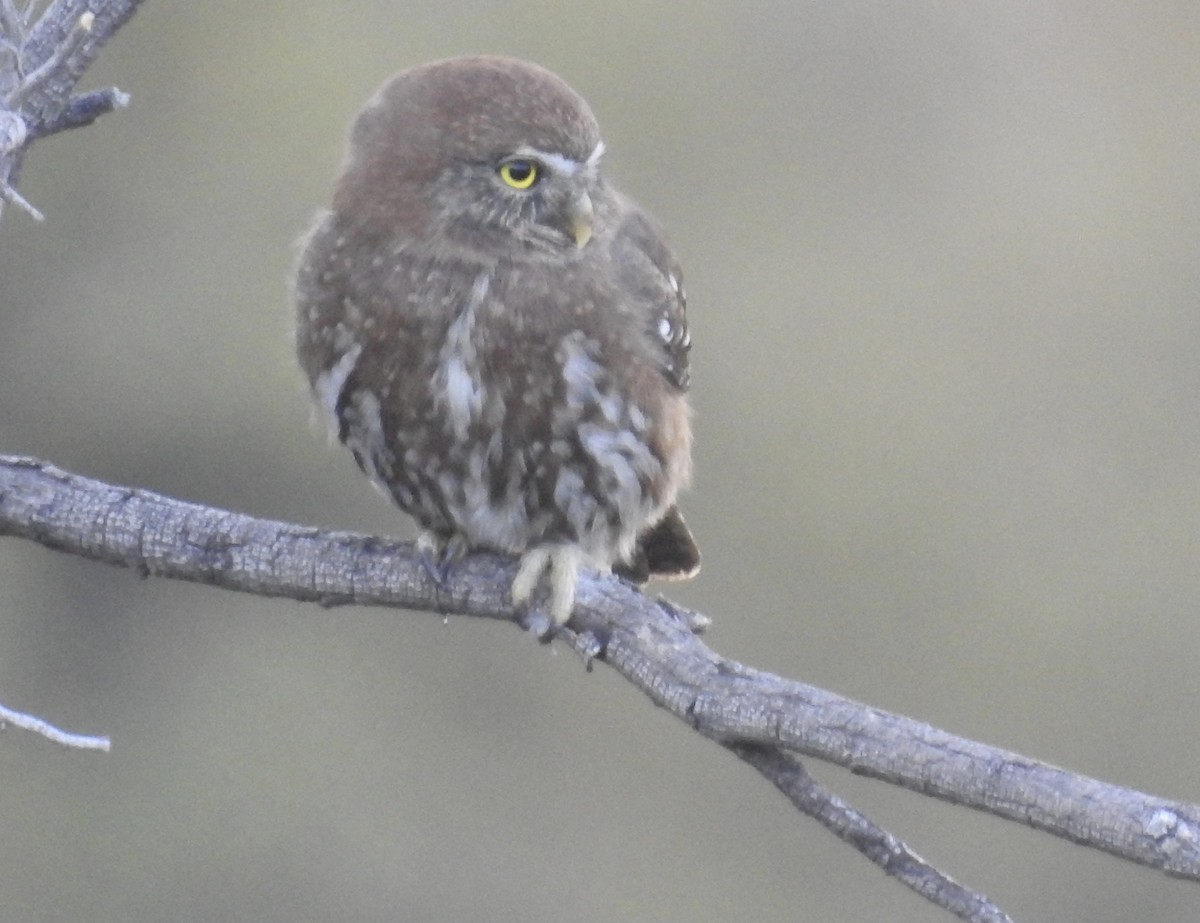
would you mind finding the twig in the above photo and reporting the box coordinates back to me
[728,743,1013,923]
[0,699,111,750]
[0,103,38,215]
[4,7,92,107]
[0,3,24,59]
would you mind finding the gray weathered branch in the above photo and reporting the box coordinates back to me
[3,454,1199,921]
[0,0,142,221]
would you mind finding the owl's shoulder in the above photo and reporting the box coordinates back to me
[606,195,693,391]
[611,197,682,284]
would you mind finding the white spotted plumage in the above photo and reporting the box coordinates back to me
[434,273,489,441]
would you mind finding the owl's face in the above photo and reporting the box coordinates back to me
[429,136,606,257]
[334,56,608,261]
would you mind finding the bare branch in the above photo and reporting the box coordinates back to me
[0,0,143,221]
[5,6,94,109]
[13,0,142,130]
[0,699,110,750]
[2,452,1198,922]
[728,744,1013,923]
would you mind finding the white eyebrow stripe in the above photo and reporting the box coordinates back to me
[514,146,582,176]
[512,140,605,177]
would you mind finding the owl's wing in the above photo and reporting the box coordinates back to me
[613,204,692,392]
[609,202,700,581]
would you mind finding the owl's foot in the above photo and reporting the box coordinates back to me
[511,544,583,633]
[416,530,469,588]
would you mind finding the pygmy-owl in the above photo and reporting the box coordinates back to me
[294,55,698,628]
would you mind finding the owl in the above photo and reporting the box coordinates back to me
[294,56,698,629]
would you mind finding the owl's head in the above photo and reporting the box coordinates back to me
[333,56,607,258]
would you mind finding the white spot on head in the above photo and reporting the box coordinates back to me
[587,141,606,168]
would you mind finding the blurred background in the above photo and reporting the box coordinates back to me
[2,2,1199,920]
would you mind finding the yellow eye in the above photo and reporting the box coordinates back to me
[499,158,540,190]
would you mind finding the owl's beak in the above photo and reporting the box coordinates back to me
[566,191,594,249]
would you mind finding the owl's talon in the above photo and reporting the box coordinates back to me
[416,531,467,589]
[519,608,557,641]
[512,544,582,629]
[574,630,606,669]
[418,551,449,587]
[510,545,551,607]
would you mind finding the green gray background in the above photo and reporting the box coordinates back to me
[2,2,1198,920]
